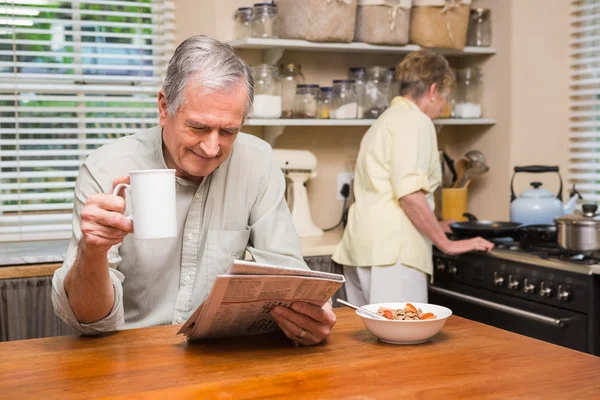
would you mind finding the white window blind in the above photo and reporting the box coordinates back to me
[570,0,600,202]
[0,0,175,242]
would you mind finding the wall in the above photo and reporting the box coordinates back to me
[174,0,571,225]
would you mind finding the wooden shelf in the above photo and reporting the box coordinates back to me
[244,118,496,144]
[228,38,496,63]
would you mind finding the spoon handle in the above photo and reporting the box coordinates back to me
[336,299,386,320]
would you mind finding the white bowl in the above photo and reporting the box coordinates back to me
[357,302,452,345]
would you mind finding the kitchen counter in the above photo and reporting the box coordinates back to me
[1,308,598,398]
[0,229,344,279]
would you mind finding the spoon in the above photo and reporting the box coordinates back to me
[464,150,486,166]
[336,299,388,320]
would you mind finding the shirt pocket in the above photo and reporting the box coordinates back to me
[205,228,250,263]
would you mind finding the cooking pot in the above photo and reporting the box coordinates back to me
[517,224,557,250]
[555,204,600,255]
[510,166,581,226]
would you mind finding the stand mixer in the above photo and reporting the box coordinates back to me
[272,149,323,237]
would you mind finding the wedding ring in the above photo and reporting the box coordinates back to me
[298,329,307,339]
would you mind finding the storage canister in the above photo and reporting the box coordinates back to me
[466,8,491,47]
[293,84,320,119]
[410,0,471,50]
[275,0,358,43]
[234,7,253,40]
[280,63,305,118]
[318,87,334,119]
[249,64,282,119]
[332,80,358,119]
[251,3,279,38]
[348,67,367,118]
[355,0,412,45]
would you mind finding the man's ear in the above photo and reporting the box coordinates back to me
[158,90,169,128]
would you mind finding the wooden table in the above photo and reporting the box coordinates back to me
[1,309,599,399]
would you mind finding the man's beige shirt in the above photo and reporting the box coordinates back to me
[332,97,442,275]
[52,126,307,334]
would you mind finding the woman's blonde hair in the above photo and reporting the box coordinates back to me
[396,50,455,99]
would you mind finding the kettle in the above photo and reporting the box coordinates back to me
[510,165,581,226]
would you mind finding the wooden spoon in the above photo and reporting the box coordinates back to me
[453,158,468,188]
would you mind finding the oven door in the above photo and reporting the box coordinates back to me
[429,283,589,353]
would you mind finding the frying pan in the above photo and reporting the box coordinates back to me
[449,213,522,239]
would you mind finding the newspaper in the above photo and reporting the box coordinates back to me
[177,260,345,340]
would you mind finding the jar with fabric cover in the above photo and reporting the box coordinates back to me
[454,67,482,118]
[279,64,305,118]
[363,66,391,119]
[234,7,253,40]
[275,0,358,42]
[293,84,320,118]
[409,0,472,50]
[355,0,412,45]
[331,80,358,119]
[249,64,282,119]
[251,3,279,38]
[466,8,491,46]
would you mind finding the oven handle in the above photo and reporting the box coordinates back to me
[429,286,568,328]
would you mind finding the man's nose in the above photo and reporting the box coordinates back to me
[200,132,220,158]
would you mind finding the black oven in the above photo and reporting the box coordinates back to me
[429,248,599,356]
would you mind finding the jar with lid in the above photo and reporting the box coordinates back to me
[348,67,366,118]
[467,8,492,47]
[251,3,279,38]
[279,63,305,118]
[249,64,282,119]
[363,66,391,119]
[318,87,333,119]
[234,7,253,40]
[293,84,319,119]
[331,80,358,119]
[454,68,483,118]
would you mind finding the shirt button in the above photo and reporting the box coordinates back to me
[184,275,191,282]
[194,193,200,199]
[176,317,183,324]
[187,233,193,240]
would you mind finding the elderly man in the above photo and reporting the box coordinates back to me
[52,35,336,346]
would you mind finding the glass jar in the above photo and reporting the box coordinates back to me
[467,8,491,47]
[279,63,305,118]
[363,66,391,119]
[293,84,319,119]
[234,7,253,40]
[249,64,282,119]
[251,3,279,38]
[454,67,483,118]
[331,80,358,119]
[387,67,399,104]
[348,67,366,119]
[318,87,333,119]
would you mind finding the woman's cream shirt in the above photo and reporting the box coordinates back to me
[332,97,442,276]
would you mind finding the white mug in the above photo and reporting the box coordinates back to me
[112,169,177,240]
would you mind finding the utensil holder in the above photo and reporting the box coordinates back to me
[442,188,468,221]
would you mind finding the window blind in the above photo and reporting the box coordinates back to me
[570,0,600,202]
[0,0,175,242]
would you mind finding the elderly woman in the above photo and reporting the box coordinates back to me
[333,51,494,305]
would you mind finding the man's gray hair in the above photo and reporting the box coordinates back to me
[162,35,254,118]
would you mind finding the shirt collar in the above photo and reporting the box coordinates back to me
[390,96,420,111]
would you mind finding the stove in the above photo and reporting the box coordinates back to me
[429,238,600,356]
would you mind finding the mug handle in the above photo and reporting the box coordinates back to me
[112,183,133,221]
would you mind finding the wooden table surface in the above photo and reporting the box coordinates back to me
[1,309,599,399]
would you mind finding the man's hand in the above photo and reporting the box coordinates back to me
[270,301,336,346]
[80,176,134,255]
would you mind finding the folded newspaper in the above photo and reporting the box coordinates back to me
[177,260,345,340]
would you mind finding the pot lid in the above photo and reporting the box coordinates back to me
[520,182,555,199]
[555,204,600,226]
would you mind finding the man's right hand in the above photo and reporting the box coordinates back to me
[440,237,495,256]
[79,176,133,255]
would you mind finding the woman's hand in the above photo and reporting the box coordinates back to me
[270,301,336,346]
[438,219,455,234]
[439,237,495,256]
